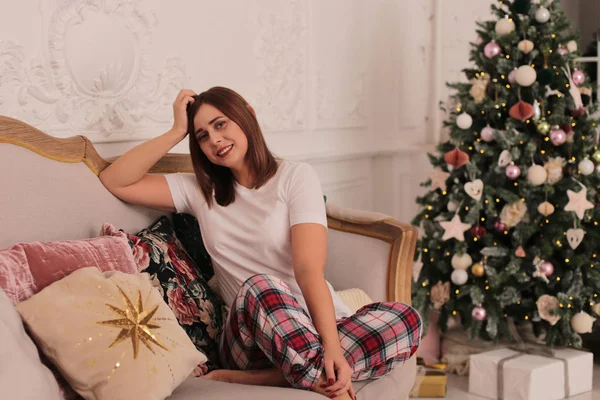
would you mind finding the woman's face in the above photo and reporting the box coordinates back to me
[193,103,249,170]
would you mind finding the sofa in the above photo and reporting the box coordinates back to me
[0,115,419,400]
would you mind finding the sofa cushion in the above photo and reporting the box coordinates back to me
[103,217,223,367]
[168,378,324,400]
[16,267,206,400]
[167,355,417,400]
[0,287,63,400]
[0,234,138,305]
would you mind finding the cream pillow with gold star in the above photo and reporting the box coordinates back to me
[16,267,207,400]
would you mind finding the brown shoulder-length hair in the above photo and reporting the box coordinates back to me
[186,86,278,208]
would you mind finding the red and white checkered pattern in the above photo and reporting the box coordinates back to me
[220,274,422,389]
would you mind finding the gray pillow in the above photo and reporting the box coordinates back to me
[0,288,62,400]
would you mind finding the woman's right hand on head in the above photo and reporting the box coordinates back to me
[172,89,196,140]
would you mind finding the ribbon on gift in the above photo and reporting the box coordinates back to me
[497,319,570,399]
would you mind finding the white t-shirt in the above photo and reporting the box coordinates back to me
[165,160,352,320]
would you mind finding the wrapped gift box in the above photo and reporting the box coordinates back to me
[410,359,448,398]
[469,348,593,400]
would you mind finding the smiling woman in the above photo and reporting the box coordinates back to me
[98,86,422,400]
[185,87,278,208]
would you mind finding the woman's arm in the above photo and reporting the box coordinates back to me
[292,223,355,400]
[98,89,195,211]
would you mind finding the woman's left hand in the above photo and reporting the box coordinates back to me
[322,346,356,399]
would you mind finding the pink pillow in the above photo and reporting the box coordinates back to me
[0,234,138,304]
[0,247,36,304]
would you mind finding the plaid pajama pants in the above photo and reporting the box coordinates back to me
[219,274,422,390]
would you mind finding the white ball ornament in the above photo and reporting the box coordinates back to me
[457,113,473,130]
[579,158,595,176]
[451,254,473,270]
[527,165,548,186]
[566,40,578,53]
[495,18,515,37]
[535,7,550,23]
[571,311,596,334]
[516,65,537,87]
[451,269,469,286]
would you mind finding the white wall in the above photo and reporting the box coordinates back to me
[0,0,511,223]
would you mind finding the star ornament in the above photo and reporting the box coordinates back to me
[97,286,169,359]
[430,169,450,191]
[440,213,471,242]
[564,186,594,220]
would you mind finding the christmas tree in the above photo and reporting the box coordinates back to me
[413,0,600,348]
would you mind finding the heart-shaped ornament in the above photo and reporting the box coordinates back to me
[498,150,513,167]
[464,179,484,201]
[566,228,584,249]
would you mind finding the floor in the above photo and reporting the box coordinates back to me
[417,363,600,400]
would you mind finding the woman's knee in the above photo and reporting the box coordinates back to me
[372,302,423,340]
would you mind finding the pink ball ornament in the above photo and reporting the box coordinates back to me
[494,220,506,232]
[508,68,517,84]
[572,70,585,86]
[539,261,554,277]
[557,46,569,55]
[481,126,495,142]
[475,36,484,45]
[506,164,521,180]
[550,128,566,146]
[485,41,502,59]
[472,306,487,321]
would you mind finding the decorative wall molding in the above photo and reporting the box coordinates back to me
[312,0,368,130]
[0,0,185,143]
[252,0,308,133]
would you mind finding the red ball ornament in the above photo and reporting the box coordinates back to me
[539,262,554,277]
[471,225,487,239]
[572,107,586,117]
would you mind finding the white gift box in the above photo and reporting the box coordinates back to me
[468,347,593,400]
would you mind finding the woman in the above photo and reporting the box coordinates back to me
[99,87,422,400]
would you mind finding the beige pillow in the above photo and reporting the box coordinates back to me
[16,267,207,400]
[335,288,373,314]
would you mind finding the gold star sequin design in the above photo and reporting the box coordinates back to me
[564,186,594,220]
[97,286,169,359]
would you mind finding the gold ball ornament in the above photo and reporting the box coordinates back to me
[471,263,486,277]
[592,148,600,164]
[537,120,551,135]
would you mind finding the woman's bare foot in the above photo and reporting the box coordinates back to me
[201,368,290,388]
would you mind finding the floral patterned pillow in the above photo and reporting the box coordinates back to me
[101,218,223,368]
[172,213,214,281]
